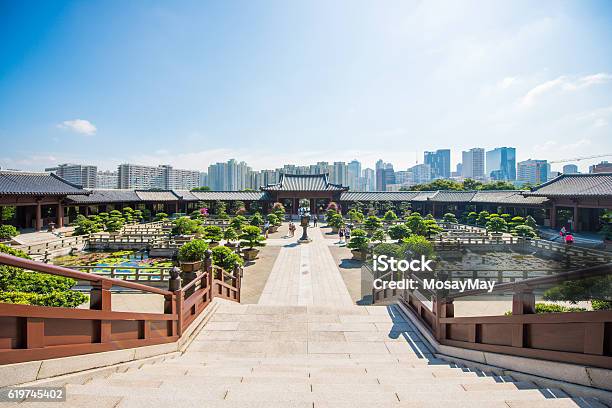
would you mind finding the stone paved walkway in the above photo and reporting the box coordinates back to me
[258,226,353,306]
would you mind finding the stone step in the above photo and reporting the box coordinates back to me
[116,398,311,408]
[65,384,227,400]
[395,389,569,402]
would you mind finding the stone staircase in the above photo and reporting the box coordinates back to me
[11,300,608,408]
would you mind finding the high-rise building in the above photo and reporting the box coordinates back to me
[362,168,375,191]
[199,172,208,187]
[424,149,451,179]
[461,148,485,180]
[347,160,361,190]
[330,162,348,186]
[96,171,119,189]
[589,161,612,173]
[562,164,579,174]
[375,160,396,190]
[409,163,432,185]
[384,163,396,187]
[517,159,548,185]
[45,163,97,188]
[117,164,200,190]
[486,147,516,181]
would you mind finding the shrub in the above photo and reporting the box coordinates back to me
[477,211,490,226]
[525,215,538,229]
[74,218,102,236]
[423,219,443,238]
[189,210,202,220]
[154,212,169,221]
[0,291,87,308]
[400,235,435,259]
[327,213,345,229]
[372,243,403,259]
[133,209,143,222]
[250,212,264,227]
[443,213,458,224]
[505,303,587,315]
[177,239,209,262]
[383,210,398,222]
[223,226,239,242]
[512,224,537,238]
[171,217,203,236]
[388,224,411,241]
[272,202,286,223]
[347,229,369,251]
[486,216,507,233]
[363,216,382,234]
[229,215,247,231]
[371,229,386,243]
[466,211,478,225]
[211,246,243,271]
[0,225,19,240]
[347,209,364,224]
[203,225,223,242]
[240,225,266,249]
[326,202,339,212]
[592,300,612,310]
[267,213,279,226]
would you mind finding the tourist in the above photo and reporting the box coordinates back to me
[338,226,345,244]
[264,220,270,238]
[565,233,574,245]
[345,226,351,242]
[313,214,318,227]
[560,226,566,237]
[288,221,296,237]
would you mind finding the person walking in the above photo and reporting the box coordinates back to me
[338,226,345,244]
[288,221,296,237]
[345,225,351,242]
[565,233,574,245]
[263,220,270,238]
[313,214,318,227]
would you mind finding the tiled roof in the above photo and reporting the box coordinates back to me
[469,190,518,203]
[172,190,199,201]
[523,173,612,197]
[191,191,271,201]
[0,171,88,195]
[135,191,179,201]
[263,174,347,191]
[496,192,548,205]
[66,189,140,203]
[430,191,476,202]
[340,192,419,202]
[411,191,438,202]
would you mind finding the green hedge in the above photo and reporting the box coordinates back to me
[0,291,87,308]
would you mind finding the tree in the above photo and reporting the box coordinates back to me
[327,213,345,229]
[154,212,169,221]
[250,212,264,227]
[512,224,537,238]
[371,229,386,243]
[272,202,286,223]
[486,216,507,233]
[400,235,435,259]
[383,210,398,222]
[363,216,382,234]
[463,178,482,190]
[347,229,369,252]
[598,210,612,241]
[525,215,538,229]
[423,219,443,238]
[172,217,203,236]
[478,180,516,190]
[388,224,411,242]
[466,211,478,225]
[211,246,243,271]
[203,225,223,243]
[443,213,458,224]
[347,208,364,224]
[476,211,490,227]
[177,239,208,262]
[105,210,125,232]
[230,201,246,215]
[223,226,239,243]
[267,213,279,226]
[229,215,247,232]
[239,225,266,249]
[191,186,211,191]
[405,213,426,236]
[74,218,101,236]
[1,206,16,223]
[0,225,19,240]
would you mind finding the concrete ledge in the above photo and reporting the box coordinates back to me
[0,297,226,388]
[396,300,612,400]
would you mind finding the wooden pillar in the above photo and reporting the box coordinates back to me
[511,288,534,348]
[57,202,64,228]
[573,204,579,232]
[35,201,42,232]
[550,204,556,229]
[90,280,112,343]
[434,298,454,341]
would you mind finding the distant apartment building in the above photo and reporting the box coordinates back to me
[45,163,97,188]
[162,165,200,190]
[409,163,432,185]
[590,161,612,173]
[461,148,485,180]
[562,164,579,174]
[207,159,252,191]
[330,162,348,186]
[117,164,200,190]
[486,147,516,181]
[517,159,548,185]
[362,168,375,191]
[96,171,119,189]
[452,163,463,178]
[424,149,450,179]
[347,160,361,190]
[199,172,208,187]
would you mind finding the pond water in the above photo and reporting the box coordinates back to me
[53,250,173,278]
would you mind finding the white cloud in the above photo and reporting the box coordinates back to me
[57,119,97,135]
[521,73,612,107]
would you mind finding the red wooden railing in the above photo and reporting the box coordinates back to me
[0,250,240,365]
[399,263,612,370]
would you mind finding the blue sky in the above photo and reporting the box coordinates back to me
[1,0,612,173]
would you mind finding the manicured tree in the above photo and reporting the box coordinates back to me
[177,239,209,262]
[105,210,125,232]
[74,218,101,235]
[372,242,403,259]
[476,211,490,227]
[172,217,203,236]
[599,210,612,241]
[423,219,443,238]
[363,216,382,235]
[347,208,364,224]
[133,209,143,222]
[525,215,538,229]
[0,225,19,240]
[371,228,386,243]
[249,201,263,215]
[203,225,223,243]
[272,202,286,222]
[383,210,398,223]
[405,213,426,236]
[229,215,247,232]
[388,223,412,242]
[231,201,246,215]
[466,211,478,225]
[443,213,458,224]
[211,245,244,271]
[239,225,267,250]
[512,224,537,238]
[223,226,239,244]
[250,212,264,227]
[0,206,16,223]
[486,216,507,234]
[216,202,229,219]
[327,213,345,230]
[141,208,151,221]
[347,229,370,253]
[154,212,169,221]
[266,213,279,227]
[122,207,134,224]
[189,210,202,220]
[400,235,435,259]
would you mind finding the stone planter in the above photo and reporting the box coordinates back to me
[242,248,259,261]
[331,227,339,233]
[180,260,202,273]
[208,242,219,248]
[351,250,367,261]
[269,226,279,233]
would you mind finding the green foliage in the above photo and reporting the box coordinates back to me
[230,201,246,215]
[347,208,365,223]
[525,215,537,229]
[177,239,209,262]
[133,209,143,222]
[383,210,398,222]
[388,223,411,241]
[250,212,264,227]
[215,202,229,219]
[363,216,382,233]
[478,181,516,190]
[191,186,211,191]
[372,243,403,259]
[0,244,87,308]
[466,211,478,225]
[229,215,247,231]
[203,225,223,242]
[422,219,443,238]
[400,235,435,259]
[591,300,612,310]
[327,213,345,229]
[505,303,587,316]
[171,216,203,236]
[443,213,458,224]
[543,275,612,304]
[347,229,369,251]
[239,225,266,249]
[512,225,538,238]
[408,179,464,191]
[371,229,386,243]
[1,206,16,222]
[405,213,426,236]
[476,211,490,227]
[211,246,243,271]
[0,225,19,240]
[272,202,286,223]
[486,216,507,233]
[142,208,152,221]
[599,210,612,240]
[223,226,239,242]
[154,212,169,221]
[189,210,203,220]
[74,218,102,236]
[325,208,338,220]
[266,213,279,226]
[405,178,515,191]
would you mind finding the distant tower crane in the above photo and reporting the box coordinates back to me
[548,153,612,164]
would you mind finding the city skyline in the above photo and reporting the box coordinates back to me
[1,1,612,173]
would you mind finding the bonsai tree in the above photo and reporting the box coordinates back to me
[229,215,247,232]
[203,225,223,243]
[598,210,612,241]
[240,225,266,260]
[105,210,125,232]
[405,213,426,236]
[133,209,143,222]
[383,210,398,223]
[401,235,435,259]
[525,215,538,229]
[347,208,364,224]
[347,228,370,258]
[231,201,246,215]
[363,216,382,235]
[223,226,239,244]
[250,212,264,227]
[189,210,203,220]
[0,225,19,240]
[272,202,286,222]
[510,216,525,230]
[172,217,203,236]
[327,213,345,231]
[122,207,134,224]
[177,239,208,263]
[74,217,102,236]
[466,211,478,225]
[211,245,244,271]
[371,228,386,243]
[512,224,537,238]
[423,219,443,238]
[154,212,169,221]
[388,223,411,242]
[215,202,229,219]
[373,242,403,259]
[443,213,458,224]
[267,213,279,227]
[486,216,507,234]
[142,208,152,221]
[477,211,490,227]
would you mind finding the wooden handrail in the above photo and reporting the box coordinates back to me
[0,253,172,296]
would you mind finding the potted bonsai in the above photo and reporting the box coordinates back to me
[266,213,279,233]
[223,226,239,248]
[211,245,244,274]
[327,213,344,233]
[486,215,507,239]
[599,210,612,249]
[363,215,382,236]
[347,229,370,261]
[177,239,208,272]
[250,212,264,228]
[229,215,247,232]
[388,223,411,243]
[203,225,223,247]
[382,210,398,224]
[240,225,266,261]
